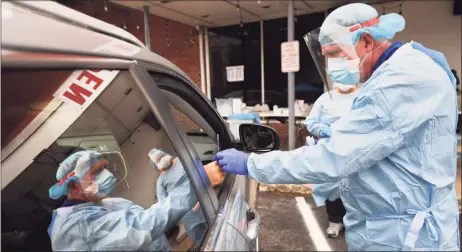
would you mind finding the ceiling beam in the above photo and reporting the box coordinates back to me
[300,0,314,10]
[144,0,214,25]
[221,0,262,19]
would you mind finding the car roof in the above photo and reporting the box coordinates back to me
[14,1,145,48]
[1,1,194,86]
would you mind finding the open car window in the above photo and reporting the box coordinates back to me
[1,70,208,251]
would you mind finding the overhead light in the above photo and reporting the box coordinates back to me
[258,0,261,3]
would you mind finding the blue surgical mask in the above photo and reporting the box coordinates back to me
[327,40,387,85]
[92,169,116,197]
[327,58,360,85]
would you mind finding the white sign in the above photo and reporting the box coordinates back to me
[281,41,300,73]
[226,65,245,82]
[54,69,120,109]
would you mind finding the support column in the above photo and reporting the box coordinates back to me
[260,20,265,106]
[204,28,211,100]
[199,27,206,95]
[288,0,295,150]
[143,5,151,50]
[324,10,331,93]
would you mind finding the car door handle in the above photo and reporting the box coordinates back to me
[246,208,261,241]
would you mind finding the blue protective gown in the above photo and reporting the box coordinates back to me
[304,90,358,206]
[247,42,460,251]
[48,160,197,251]
[157,160,207,246]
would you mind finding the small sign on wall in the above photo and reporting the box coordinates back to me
[281,41,300,73]
[226,65,245,82]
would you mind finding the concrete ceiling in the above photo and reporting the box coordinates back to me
[112,0,398,28]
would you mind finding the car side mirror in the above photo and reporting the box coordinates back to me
[239,124,280,153]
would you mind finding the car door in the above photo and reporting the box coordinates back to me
[136,64,261,251]
[1,66,214,251]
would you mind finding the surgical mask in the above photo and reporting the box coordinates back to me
[327,40,387,85]
[84,169,116,197]
[157,155,173,170]
[327,58,361,85]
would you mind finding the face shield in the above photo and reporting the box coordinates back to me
[304,24,362,89]
[49,150,128,199]
[99,151,129,189]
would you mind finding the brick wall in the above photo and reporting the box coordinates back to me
[65,0,201,88]
[170,106,201,132]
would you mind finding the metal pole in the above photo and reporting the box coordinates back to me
[143,5,151,50]
[324,10,330,93]
[204,28,212,100]
[260,20,265,106]
[288,0,295,150]
[199,28,206,95]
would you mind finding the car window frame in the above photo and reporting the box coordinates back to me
[147,70,237,196]
[129,65,219,225]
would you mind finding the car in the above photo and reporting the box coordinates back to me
[1,2,280,251]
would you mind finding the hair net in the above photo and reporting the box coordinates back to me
[320,3,405,45]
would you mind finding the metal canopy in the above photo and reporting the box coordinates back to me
[112,0,398,28]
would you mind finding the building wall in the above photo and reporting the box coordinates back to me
[65,0,201,88]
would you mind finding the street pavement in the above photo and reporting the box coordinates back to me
[257,191,348,251]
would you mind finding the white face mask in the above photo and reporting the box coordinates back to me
[156,155,173,170]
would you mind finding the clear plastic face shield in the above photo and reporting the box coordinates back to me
[303,24,362,92]
[75,152,129,197]
[100,151,129,189]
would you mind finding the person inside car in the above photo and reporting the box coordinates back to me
[47,150,197,251]
[150,148,220,247]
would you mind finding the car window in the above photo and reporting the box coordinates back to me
[1,70,207,252]
[171,106,202,133]
[170,105,219,164]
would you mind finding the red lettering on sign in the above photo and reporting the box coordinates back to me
[62,83,93,105]
[77,70,103,90]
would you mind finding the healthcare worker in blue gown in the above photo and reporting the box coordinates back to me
[304,82,359,238]
[214,3,460,251]
[47,150,197,251]
[150,148,207,247]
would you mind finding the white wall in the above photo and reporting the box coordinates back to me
[372,0,461,74]
[116,123,176,209]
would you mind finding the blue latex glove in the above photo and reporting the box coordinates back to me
[212,149,249,175]
[319,127,331,138]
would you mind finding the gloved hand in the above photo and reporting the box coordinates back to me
[212,149,249,175]
[319,127,331,138]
